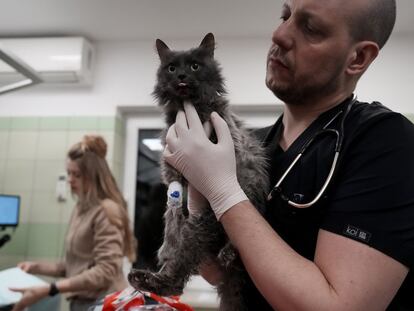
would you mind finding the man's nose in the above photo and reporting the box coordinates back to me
[272,20,294,51]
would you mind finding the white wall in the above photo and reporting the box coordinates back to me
[357,33,414,112]
[0,33,413,116]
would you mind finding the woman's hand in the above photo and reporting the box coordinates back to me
[10,285,49,311]
[17,261,38,274]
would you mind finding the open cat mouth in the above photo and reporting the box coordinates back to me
[176,82,191,97]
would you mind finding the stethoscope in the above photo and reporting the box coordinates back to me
[267,97,356,208]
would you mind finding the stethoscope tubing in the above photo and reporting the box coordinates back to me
[267,97,356,207]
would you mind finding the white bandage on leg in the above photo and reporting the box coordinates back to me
[167,181,183,209]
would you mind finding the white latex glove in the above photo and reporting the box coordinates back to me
[187,120,212,217]
[187,185,209,216]
[163,102,248,220]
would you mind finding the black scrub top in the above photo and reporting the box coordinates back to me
[242,98,414,310]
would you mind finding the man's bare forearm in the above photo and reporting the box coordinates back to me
[219,201,406,311]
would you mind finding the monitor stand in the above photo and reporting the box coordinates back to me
[0,227,11,249]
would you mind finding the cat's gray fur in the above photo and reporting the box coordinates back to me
[128,33,269,311]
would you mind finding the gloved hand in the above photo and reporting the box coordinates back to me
[164,102,248,220]
[187,185,209,216]
[187,120,212,217]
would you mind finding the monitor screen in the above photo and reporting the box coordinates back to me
[0,195,20,227]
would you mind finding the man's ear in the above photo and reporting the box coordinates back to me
[346,41,379,76]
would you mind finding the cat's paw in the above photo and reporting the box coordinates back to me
[217,245,238,269]
[128,269,184,296]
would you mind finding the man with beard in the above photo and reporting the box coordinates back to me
[163,0,414,309]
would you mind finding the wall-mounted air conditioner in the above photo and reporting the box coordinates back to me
[0,37,94,85]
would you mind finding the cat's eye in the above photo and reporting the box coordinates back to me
[191,63,200,71]
[168,65,176,73]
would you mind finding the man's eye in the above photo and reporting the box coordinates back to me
[280,9,290,22]
[168,65,176,73]
[191,63,200,71]
[304,23,317,34]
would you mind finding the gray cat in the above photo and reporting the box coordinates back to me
[128,33,269,311]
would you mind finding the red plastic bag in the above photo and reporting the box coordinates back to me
[102,287,194,311]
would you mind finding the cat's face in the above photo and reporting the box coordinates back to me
[157,50,211,100]
[153,33,225,106]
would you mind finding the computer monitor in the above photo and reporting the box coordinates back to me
[0,194,20,228]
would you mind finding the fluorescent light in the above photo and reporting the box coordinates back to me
[142,138,163,151]
[0,45,42,95]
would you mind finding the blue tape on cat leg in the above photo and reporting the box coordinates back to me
[171,191,180,198]
[167,181,183,208]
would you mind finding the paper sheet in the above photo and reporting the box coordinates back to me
[0,267,47,306]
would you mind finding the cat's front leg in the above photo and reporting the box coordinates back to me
[128,213,215,297]
[157,201,186,265]
[128,268,186,296]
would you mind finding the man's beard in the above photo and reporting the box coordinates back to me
[269,63,344,106]
[273,79,340,106]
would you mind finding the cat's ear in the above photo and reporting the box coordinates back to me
[199,33,215,58]
[155,39,171,62]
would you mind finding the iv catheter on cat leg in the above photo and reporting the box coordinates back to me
[167,181,183,209]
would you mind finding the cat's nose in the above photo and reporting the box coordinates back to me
[178,74,186,80]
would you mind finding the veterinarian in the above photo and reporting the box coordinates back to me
[10,135,136,311]
[163,0,414,309]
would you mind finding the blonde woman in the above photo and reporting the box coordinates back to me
[11,135,136,311]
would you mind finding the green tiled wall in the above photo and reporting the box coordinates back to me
[2,113,412,268]
[0,116,125,270]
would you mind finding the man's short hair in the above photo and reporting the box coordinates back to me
[348,0,396,49]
